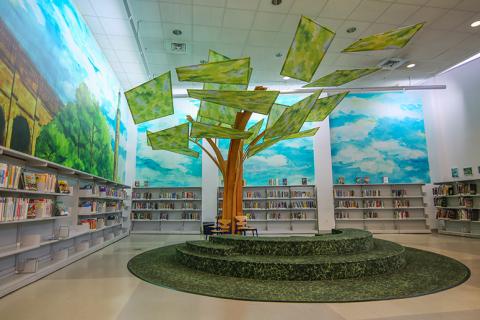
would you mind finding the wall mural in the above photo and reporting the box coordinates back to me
[330,92,430,184]
[0,0,131,182]
[135,98,202,187]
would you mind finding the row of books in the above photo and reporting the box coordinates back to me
[364,211,378,218]
[22,172,57,192]
[292,200,316,208]
[291,212,310,220]
[0,197,54,221]
[335,190,355,197]
[132,202,199,210]
[80,184,126,198]
[244,191,263,198]
[393,199,410,208]
[433,183,478,196]
[362,189,381,197]
[336,200,360,208]
[436,208,479,220]
[394,211,411,219]
[335,212,350,219]
[434,197,448,207]
[79,201,120,212]
[391,189,408,197]
[243,201,262,209]
[131,212,200,220]
[364,200,385,208]
[181,212,200,220]
[266,201,289,209]
[0,163,22,189]
[267,190,290,198]
[132,191,199,200]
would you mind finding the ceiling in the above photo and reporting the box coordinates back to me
[74,0,480,91]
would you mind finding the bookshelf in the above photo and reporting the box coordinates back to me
[0,146,130,297]
[433,179,480,238]
[130,187,202,234]
[217,185,318,234]
[333,183,430,234]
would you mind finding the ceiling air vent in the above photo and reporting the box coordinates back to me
[164,40,188,54]
[377,58,406,70]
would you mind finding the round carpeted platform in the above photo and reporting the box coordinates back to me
[127,241,470,302]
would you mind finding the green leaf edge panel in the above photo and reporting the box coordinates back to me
[280,16,336,82]
[146,123,189,149]
[303,68,380,88]
[188,89,280,115]
[306,92,349,122]
[124,71,174,124]
[158,147,199,158]
[248,127,319,157]
[266,103,288,130]
[244,119,264,145]
[342,23,425,53]
[176,57,251,85]
[264,90,322,139]
[190,121,252,139]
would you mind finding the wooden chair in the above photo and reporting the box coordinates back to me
[209,219,232,237]
[235,216,258,236]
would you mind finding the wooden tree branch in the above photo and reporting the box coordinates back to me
[243,130,266,161]
[188,138,225,177]
[205,138,226,171]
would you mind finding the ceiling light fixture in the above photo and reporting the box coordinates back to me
[272,0,282,5]
[471,20,480,28]
[346,27,357,33]
[283,76,290,80]
[172,29,182,36]
[406,63,416,68]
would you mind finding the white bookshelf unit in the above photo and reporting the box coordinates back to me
[218,185,318,234]
[433,179,480,238]
[0,146,130,297]
[333,183,430,234]
[130,187,202,234]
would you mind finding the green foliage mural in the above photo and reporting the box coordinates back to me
[35,84,114,179]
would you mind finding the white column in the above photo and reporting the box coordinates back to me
[313,119,335,232]
[201,139,219,222]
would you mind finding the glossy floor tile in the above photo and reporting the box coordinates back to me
[0,233,479,320]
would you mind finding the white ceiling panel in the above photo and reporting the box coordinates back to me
[193,5,225,26]
[75,0,480,90]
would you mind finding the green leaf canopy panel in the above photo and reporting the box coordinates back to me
[304,68,380,87]
[266,103,288,129]
[281,16,335,82]
[125,71,174,124]
[190,121,252,139]
[147,123,199,158]
[188,89,279,115]
[265,90,322,139]
[196,50,252,126]
[306,92,349,122]
[176,58,251,85]
[248,127,319,157]
[342,23,425,52]
[244,119,264,145]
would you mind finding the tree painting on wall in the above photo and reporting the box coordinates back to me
[0,0,132,183]
[126,16,424,231]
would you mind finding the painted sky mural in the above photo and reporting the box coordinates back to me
[330,92,430,184]
[135,98,202,187]
[0,0,131,182]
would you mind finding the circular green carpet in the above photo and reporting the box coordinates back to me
[127,243,470,302]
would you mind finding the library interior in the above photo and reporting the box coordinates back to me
[0,0,480,319]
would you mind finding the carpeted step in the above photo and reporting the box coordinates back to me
[209,228,373,256]
[185,240,236,256]
[176,239,406,281]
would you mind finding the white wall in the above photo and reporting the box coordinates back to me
[201,139,219,223]
[423,57,480,182]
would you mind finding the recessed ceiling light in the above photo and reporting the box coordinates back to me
[275,52,283,58]
[272,0,282,5]
[283,76,290,80]
[471,20,480,28]
[346,27,357,33]
[406,63,416,68]
[172,29,182,36]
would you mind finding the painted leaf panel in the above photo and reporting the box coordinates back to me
[188,89,279,115]
[176,58,250,85]
[303,68,380,87]
[342,23,424,52]
[245,119,264,145]
[264,90,322,139]
[125,71,173,124]
[280,16,335,82]
[190,121,252,139]
[306,92,349,122]
[147,123,189,149]
[266,103,288,129]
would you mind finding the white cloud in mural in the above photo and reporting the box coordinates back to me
[250,155,288,167]
[330,118,376,142]
[370,139,426,160]
[357,159,396,174]
[332,145,381,163]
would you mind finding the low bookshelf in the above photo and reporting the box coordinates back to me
[0,146,130,297]
[333,183,430,234]
[218,185,318,234]
[130,187,202,234]
[433,178,480,238]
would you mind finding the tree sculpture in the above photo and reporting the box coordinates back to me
[125,16,423,233]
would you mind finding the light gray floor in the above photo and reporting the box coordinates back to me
[0,233,479,320]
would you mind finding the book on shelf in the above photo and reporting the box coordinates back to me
[392,189,407,197]
[335,189,355,198]
[362,189,381,197]
[0,163,22,189]
[336,200,360,208]
[335,211,350,219]
[292,191,313,198]
[364,199,384,208]
[0,197,54,221]
[393,199,410,208]
[364,211,378,219]
[394,211,410,219]
[291,211,308,220]
[291,200,316,209]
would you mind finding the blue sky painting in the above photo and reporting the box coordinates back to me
[1,0,130,182]
[330,92,430,184]
[135,98,202,187]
